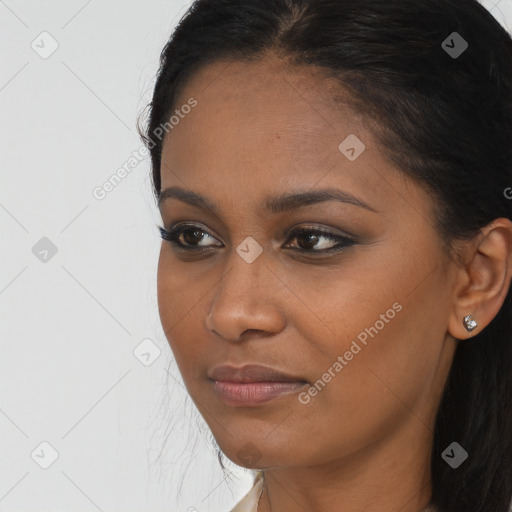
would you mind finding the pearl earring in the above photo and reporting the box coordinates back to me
[463,314,478,332]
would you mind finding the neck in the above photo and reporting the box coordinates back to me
[256,416,435,512]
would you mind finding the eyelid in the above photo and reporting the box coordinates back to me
[159,221,357,254]
[161,222,224,248]
[282,226,356,253]
[285,223,357,241]
[163,221,355,241]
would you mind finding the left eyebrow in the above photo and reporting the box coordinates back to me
[157,186,378,213]
[263,188,378,214]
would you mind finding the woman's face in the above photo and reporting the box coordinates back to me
[157,55,459,470]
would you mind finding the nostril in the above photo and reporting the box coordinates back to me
[237,329,268,340]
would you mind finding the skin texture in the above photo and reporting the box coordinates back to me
[156,54,512,512]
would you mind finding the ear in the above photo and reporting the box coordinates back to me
[448,218,512,340]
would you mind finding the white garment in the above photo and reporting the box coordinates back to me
[229,471,444,512]
[229,472,263,512]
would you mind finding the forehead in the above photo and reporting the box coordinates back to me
[159,56,405,212]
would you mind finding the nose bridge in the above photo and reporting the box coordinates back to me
[206,241,285,341]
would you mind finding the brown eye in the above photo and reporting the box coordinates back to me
[284,227,356,253]
[158,224,222,249]
[294,230,323,250]
[180,227,207,246]
[158,224,356,255]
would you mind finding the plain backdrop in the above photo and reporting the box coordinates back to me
[1,1,511,510]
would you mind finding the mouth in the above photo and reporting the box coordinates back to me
[207,364,309,406]
[209,380,309,406]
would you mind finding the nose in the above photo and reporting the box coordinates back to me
[205,247,287,342]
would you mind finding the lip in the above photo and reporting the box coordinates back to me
[208,364,308,383]
[208,364,309,406]
[211,381,308,406]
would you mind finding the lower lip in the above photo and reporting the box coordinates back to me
[210,380,308,406]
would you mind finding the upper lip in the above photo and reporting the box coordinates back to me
[208,364,308,383]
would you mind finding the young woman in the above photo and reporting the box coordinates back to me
[138,0,512,510]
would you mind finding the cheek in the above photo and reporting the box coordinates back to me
[323,299,444,446]
[156,246,204,331]
[292,238,447,411]
[287,306,432,462]
[156,247,213,380]
[156,249,193,362]
[156,247,177,333]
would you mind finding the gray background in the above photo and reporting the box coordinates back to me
[1,0,511,510]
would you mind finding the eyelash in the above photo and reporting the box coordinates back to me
[157,223,356,254]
